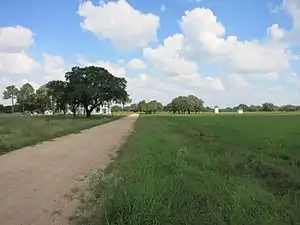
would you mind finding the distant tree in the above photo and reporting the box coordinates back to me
[46,80,68,114]
[237,104,248,111]
[119,96,132,110]
[164,103,172,112]
[247,105,259,112]
[138,100,147,113]
[17,83,36,113]
[262,102,276,112]
[137,100,163,114]
[0,104,5,113]
[111,105,123,112]
[280,104,297,112]
[129,103,138,112]
[3,85,19,114]
[169,95,204,114]
[187,95,204,113]
[35,85,52,114]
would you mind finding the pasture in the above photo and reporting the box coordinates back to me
[76,114,300,225]
[0,114,122,155]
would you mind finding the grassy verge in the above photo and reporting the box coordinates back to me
[0,115,123,155]
[75,115,300,225]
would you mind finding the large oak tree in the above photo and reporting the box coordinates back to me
[65,66,128,117]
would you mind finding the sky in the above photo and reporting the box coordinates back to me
[0,0,299,107]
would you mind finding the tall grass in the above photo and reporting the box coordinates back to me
[0,115,122,155]
[75,115,300,225]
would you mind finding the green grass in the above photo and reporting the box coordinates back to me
[75,114,300,225]
[0,114,122,155]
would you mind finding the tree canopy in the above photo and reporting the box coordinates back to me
[65,66,128,117]
[2,66,129,117]
[169,95,204,114]
[2,85,19,113]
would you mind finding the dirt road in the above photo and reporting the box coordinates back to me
[0,114,138,225]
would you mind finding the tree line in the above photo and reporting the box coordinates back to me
[112,95,205,114]
[2,66,300,115]
[2,66,129,117]
[112,98,300,114]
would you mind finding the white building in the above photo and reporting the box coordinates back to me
[237,109,244,114]
[44,104,111,116]
[76,104,111,116]
[214,106,219,114]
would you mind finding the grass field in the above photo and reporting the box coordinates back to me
[0,114,122,155]
[76,114,300,225]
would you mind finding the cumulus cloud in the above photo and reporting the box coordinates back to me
[283,0,300,43]
[267,24,286,41]
[0,26,40,76]
[180,8,291,75]
[78,0,160,50]
[77,56,127,78]
[0,52,41,75]
[144,34,199,77]
[0,26,34,52]
[160,5,166,12]
[43,53,68,81]
[127,58,146,70]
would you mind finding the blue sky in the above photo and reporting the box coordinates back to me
[0,0,299,106]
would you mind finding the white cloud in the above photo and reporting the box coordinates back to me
[20,79,41,90]
[283,0,300,43]
[228,73,249,88]
[78,0,160,50]
[267,24,286,41]
[77,56,126,78]
[0,26,34,52]
[127,58,146,70]
[0,26,40,76]
[180,8,291,74]
[144,34,199,77]
[0,51,41,75]
[160,5,166,12]
[43,53,67,80]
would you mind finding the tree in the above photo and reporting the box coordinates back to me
[187,95,204,113]
[262,102,276,112]
[46,80,68,114]
[35,86,52,114]
[280,104,297,112]
[119,96,132,110]
[65,66,128,117]
[111,105,123,112]
[248,105,260,112]
[147,100,163,114]
[138,100,148,113]
[0,104,5,113]
[17,83,35,113]
[236,104,248,111]
[169,95,204,114]
[129,103,138,112]
[3,85,19,113]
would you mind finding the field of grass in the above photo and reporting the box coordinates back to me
[0,114,122,155]
[75,114,300,225]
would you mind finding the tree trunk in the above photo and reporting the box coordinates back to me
[11,97,14,114]
[86,110,92,118]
